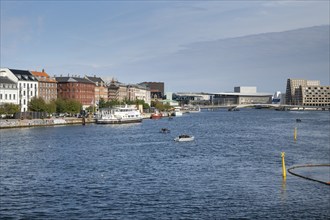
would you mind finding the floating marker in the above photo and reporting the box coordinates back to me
[281,152,286,178]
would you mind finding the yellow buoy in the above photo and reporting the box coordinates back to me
[294,127,297,141]
[281,152,286,178]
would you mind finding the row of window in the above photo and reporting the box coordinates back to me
[304,91,330,94]
[39,88,57,93]
[19,82,37,89]
[20,91,34,96]
[0,94,16,100]
[39,83,56,87]
[58,84,94,88]
[304,98,330,101]
[306,87,330,90]
[0,84,17,89]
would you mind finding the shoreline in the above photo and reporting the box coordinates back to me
[0,113,154,129]
[0,117,95,129]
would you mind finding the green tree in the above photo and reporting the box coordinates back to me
[28,97,47,112]
[151,100,171,111]
[66,99,82,115]
[98,98,107,108]
[55,98,67,113]
[45,99,57,114]
[0,103,20,116]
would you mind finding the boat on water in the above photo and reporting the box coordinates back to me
[174,134,194,142]
[172,107,183,116]
[96,105,143,124]
[160,128,170,133]
[182,105,201,113]
[150,111,162,119]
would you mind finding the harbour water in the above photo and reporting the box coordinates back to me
[1,109,329,219]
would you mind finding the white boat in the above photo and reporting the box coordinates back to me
[96,105,143,124]
[183,105,201,113]
[174,134,194,142]
[172,107,183,116]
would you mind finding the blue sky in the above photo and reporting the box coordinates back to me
[1,0,329,93]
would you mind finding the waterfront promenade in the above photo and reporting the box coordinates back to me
[0,117,95,129]
[0,113,155,129]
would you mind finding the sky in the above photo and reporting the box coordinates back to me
[1,0,329,93]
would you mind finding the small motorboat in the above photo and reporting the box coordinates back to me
[160,128,170,133]
[150,110,162,119]
[174,134,194,142]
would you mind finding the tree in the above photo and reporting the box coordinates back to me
[46,100,56,114]
[55,98,66,113]
[98,98,107,108]
[28,97,47,112]
[66,99,82,115]
[0,103,20,116]
[151,100,171,111]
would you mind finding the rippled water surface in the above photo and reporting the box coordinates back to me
[1,109,329,219]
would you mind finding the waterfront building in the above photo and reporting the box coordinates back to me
[56,76,95,109]
[108,79,151,106]
[173,92,212,105]
[127,84,151,106]
[0,68,38,112]
[213,87,272,105]
[286,79,319,105]
[285,79,329,106]
[31,69,57,103]
[107,79,129,101]
[85,75,108,105]
[140,82,164,99]
[301,85,330,107]
[0,72,19,106]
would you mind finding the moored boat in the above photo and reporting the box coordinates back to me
[172,107,183,116]
[150,111,162,119]
[96,105,142,124]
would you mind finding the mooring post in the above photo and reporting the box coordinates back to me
[281,152,286,178]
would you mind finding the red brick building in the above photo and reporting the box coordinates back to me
[31,69,57,103]
[55,76,95,108]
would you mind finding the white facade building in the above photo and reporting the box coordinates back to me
[0,68,38,112]
[0,69,19,105]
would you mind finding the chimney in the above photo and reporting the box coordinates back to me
[42,69,45,73]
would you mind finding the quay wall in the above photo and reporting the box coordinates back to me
[0,118,95,129]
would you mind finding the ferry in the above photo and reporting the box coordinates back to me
[96,105,143,124]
